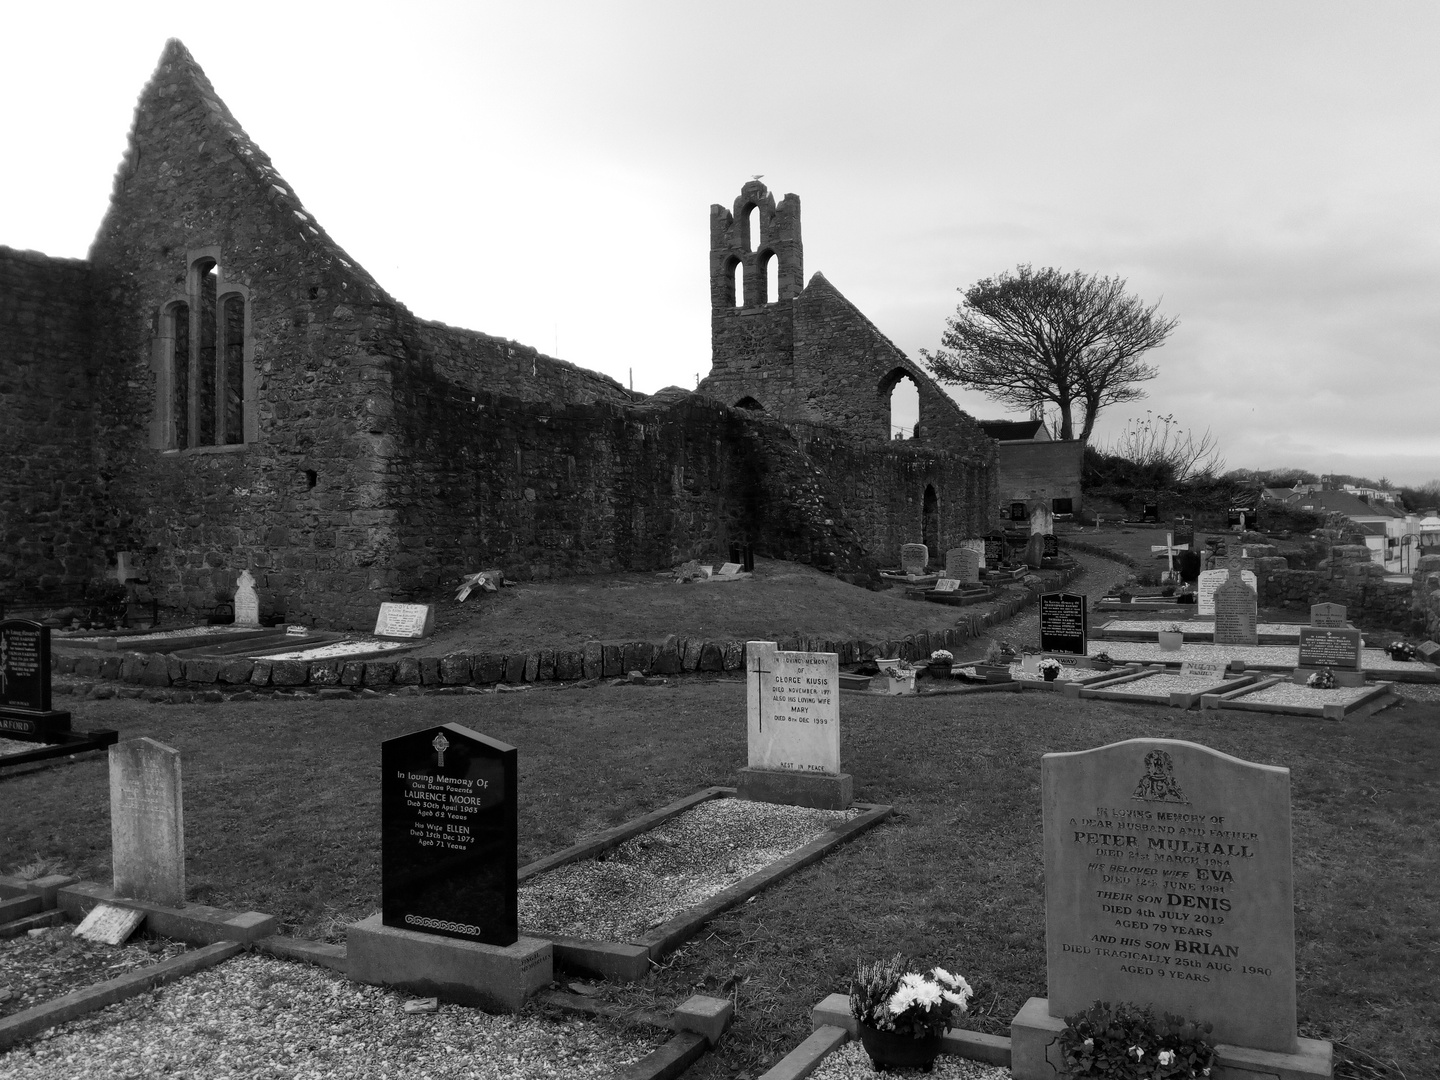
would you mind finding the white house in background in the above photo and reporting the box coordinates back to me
[1276,489,1415,572]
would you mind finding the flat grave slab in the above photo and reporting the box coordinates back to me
[1094,619,1308,644]
[1069,669,1253,709]
[1202,680,1397,721]
[1083,641,1437,682]
[53,626,270,653]
[0,729,119,771]
[516,788,890,981]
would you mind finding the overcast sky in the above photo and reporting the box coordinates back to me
[3,3,1436,486]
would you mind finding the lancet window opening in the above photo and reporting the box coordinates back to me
[159,254,250,450]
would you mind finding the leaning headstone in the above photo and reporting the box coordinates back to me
[1039,593,1087,656]
[1197,568,1256,617]
[1297,627,1363,671]
[233,570,260,627]
[381,723,517,945]
[1008,737,1330,1080]
[110,738,185,906]
[374,602,436,640]
[900,544,929,575]
[1029,504,1054,537]
[348,722,551,1011]
[74,903,146,945]
[1213,568,1259,647]
[739,642,849,810]
[1309,602,1348,628]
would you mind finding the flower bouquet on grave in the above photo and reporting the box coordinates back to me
[1306,667,1337,689]
[884,657,917,695]
[1386,640,1418,662]
[928,649,954,678]
[1091,650,1114,671]
[849,954,973,1072]
[1037,657,1063,682]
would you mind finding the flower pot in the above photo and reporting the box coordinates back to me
[929,661,953,679]
[1042,668,1059,681]
[1157,631,1183,651]
[884,672,916,696]
[857,1023,945,1072]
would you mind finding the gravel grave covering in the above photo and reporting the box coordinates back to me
[4,953,664,1079]
[519,798,859,941]
[1228,683,1379,708]
[1089,672,1232,696]
[0,925,187,1020]
[1099,619,1303,636]
[0,738,46,756]
[1088,641,1429,672]
[58,626,265,643]
[258,640,411,661]
[808,1040,1008,1080]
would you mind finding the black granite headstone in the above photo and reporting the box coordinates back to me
[1172,517,1195,549]
[1042,534,1059,559]
[1142,503,1159,523]
[1,619,51,713]
[382,723,518,947]
[984,534,1005,569]
[1009,502,1028,522]
[1039,593,1087,655]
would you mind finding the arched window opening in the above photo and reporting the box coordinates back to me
[745,204,759,252]
[170,302,190,450]
[733,260,744,309]
[221,294,245,444]
[922,484,939,556]
[761,251,779,303]
[196,260,218,447]
[886,370,920,440]
[735,396,765,411]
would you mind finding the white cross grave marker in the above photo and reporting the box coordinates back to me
[1151,531,1190,581]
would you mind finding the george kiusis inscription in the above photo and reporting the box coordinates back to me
[382,723,517,947]
[1042,738,1297,1054]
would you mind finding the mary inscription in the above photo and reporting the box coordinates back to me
[1043,738,1296,1053]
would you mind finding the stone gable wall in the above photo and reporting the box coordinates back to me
[0,247,108,601]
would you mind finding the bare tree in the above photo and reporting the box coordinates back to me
[1098,412,1225,484]
[920,265,1177,441]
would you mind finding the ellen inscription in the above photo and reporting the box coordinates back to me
[1043,738,1296,1053]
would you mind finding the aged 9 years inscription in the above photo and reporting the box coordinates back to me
[1042,738,1297,1053]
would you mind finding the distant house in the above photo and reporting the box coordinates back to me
[977,419,1081,520]
[1275,489,1415,572]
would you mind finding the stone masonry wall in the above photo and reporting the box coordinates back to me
[1260,545,1421,632]
[0,247,108,601]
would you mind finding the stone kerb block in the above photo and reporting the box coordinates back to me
[555,651,583,680]
[110,738,185,907]
[440,655,472,684]
[249,660,273,686]
[365,660,396,686]
[419,657,441,684]
[583,641,603,679]
[308,661,342,686]
[340,662,365,686]
[182,659,221,684]
[271,659,308,687]
[698,642,724,671]
[523,653,539,681]
[682,638,703,672]
[474,655,504,684]
[503,654,526,683]
[393,658,421,685]
[218,659,255,684]
[537,650,557,681]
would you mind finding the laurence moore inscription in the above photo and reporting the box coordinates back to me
[1043,738,1297,1054]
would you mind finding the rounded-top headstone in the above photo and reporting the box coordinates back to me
[900,544,929,574]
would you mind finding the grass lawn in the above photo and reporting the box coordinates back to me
[3,682,1436,1079]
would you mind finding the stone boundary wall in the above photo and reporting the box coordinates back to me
[55,568,1076,691]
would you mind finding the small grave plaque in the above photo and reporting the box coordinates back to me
[74,903,145,945]
[718,562,743,576]
[382,723,517,947]
[935,578,963,593]
[1309,603,1348,628]
[1181,659,1229,681]
[110,738,185,906]
[899,544,929,575]
[1043,738,1297,1052]
[233,570,260,627]
[1297,627,1363,670]
[745,642,840,775]
[375,603,436,640]
[1197,568,1257,617]
[0,619,51,713]
[1213,569,1259,647]
[1039,593,1087,655]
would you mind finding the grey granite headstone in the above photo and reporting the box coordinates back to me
[946,547,981,583]
[900,544,929,575]
[1043,737,1297,1053]
[1309,603,1347,628]
[1213,568,1259,647]
[110,738,185,906]
[233,570,260,627]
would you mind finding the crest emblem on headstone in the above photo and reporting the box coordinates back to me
[431,732,449,767]
[1131,749,1188,804]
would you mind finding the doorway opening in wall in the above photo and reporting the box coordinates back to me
[923,484,939,556]
[735,397,765,411]
[883,369,919,440]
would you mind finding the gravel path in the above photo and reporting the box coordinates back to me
[519,799,858,941]
[3,953,663,1079]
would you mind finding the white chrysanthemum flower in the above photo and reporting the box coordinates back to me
[1130,1045,1144,1060]
[930,968,973,1002]
[887,973,942,1015]
[1158,1049,1175,1065]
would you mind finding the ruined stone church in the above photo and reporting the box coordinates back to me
[1,41,997,628]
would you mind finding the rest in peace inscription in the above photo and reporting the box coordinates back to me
[1043,739,1296,1053]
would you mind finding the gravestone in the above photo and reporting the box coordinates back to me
[110,738,185,906]
[1141,502,1159,523]
[1024,533,1046,569]
[717,562,744,576]
[1181,659,1228,682]
[1029,504,1054,537]
[935,578,962,593]
[1297,627,1363,670]
[946,547,981,583]
[381,723,517,946]
[233,569,260,627]
[350,722,551,1011]
[1039,593,1087,656]
[1009,502,1028,522]
[984,534,1005,569]
[1172,517,1195,549]
[1309,602,1348,628]
[739,642,849,810]
[1213,568,1259,647]
[374,602,436,640]
[899,544,929,575]
[0,619,71,741]
[1012,737,1320,1070]
[1197,568,1257,617]
[1042,534,1059,559]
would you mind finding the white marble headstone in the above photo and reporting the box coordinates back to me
[1197,568,1257,616]
[233,569,260,627]
[900,544,929,575]
[745,642,840,775]
[110,738,185,907]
